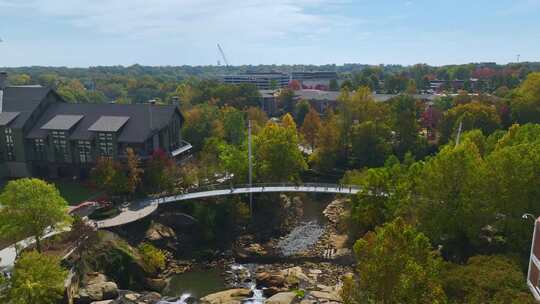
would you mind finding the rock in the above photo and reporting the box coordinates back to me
[146,223,176,241]
[145,277,167,292]
[200,288,251,304]
[309,291,341,303]
[256,272,286,288]
[77,281,119,304]
[264,292,297,304]
[309,269,322,275]
[281,267,311,285]
[245,243,267,255]
[90,301,114,304]
[263,287,288,297]
[124,293,140,301]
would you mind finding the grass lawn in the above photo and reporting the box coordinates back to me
[52,180,100,205]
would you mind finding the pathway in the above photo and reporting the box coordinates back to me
[95,184,359,228]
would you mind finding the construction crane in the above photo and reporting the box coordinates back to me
[217,43,229,67]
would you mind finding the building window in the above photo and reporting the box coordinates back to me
[78,141,91,163]
[52,131,68,161]
[34,138,45,160]
[98,133,114,156]
[5,128,14,161]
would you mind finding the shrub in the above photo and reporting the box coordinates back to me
[138,243,166,274]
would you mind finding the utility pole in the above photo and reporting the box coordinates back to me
[517,54,521,63]
[248,120,253,217]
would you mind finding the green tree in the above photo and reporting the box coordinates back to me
[439,102,501,144]
[347,218,446,304]
[254,121,306,182]
[329,79,339,91]
[294,99,310,125]
[0,179,71,253]
[391,95,422,157]
[416,140,489,261]
[511,72,540,124]
[222,107,246,145]
[182,104,222,151]
[278,89,296,114]
[350,121,392,168]
[8,251,67,304]
[442,255,534,304]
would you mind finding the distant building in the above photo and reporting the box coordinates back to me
[223,72,289,90]
[0,72,190,179]
[259,89,279,116]
[291,71,338,90]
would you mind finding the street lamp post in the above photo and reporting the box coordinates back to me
[248,120,253,217]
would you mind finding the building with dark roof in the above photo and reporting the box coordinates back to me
[0,72,189,178]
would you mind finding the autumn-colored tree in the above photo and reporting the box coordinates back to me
[442,255,534,303]
[246,106,269,134]
[300,107,322,149]
[288,79,302,91]
[346,218,446,304]
[125,147,143,196]
[281,113,297,130]
[310,110,341,172]
[90,156,119,195]
[144,149,178,194]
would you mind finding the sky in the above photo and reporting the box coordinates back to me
[0,0,539,67]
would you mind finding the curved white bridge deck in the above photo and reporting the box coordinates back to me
[95,184,359,228]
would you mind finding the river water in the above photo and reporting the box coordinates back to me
[161,196,329,303]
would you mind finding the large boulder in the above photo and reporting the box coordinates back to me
[76,281,119,304]
[264,292,297,304]
[145,223,176,242]
[144,277,167,292]
[309,291,341,303]
[76,273,119,304]
[256,272,286,288]
[281,267,311,286]
[200,288,251,304]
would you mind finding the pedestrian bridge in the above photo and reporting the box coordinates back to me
[95,183,360,228]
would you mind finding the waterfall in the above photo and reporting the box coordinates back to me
[157,293,192,304]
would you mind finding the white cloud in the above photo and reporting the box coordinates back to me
[3,0,353,43]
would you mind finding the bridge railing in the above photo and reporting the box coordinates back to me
[152,182,361,201]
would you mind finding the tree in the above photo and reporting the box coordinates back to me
[391,95,422,157]
[0,179,71,253]
[278,88,296,114]
[281,113,297,130]
[91,157,119,195]
[8,251,67,304]
[254,121,306,182]
[300,107,322,149]
[222,107,246,145]
[182,104,222,151]
[511,72,540,124]
[310,110,341,172]
[415,140,489,261]
[144,149,178,194]
[346,218,446,304]
[219,141,249,184]
[350,121,392,168]
[294,99,310,125]
[439,102,501,144]
[329,79,339,91]
[442,255,534,303]
[125,148,143,196]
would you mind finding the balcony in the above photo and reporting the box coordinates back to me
[170,140,192,157]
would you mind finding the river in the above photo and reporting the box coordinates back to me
[161,196,330,303]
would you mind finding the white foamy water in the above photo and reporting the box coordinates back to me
[276,220,325,256]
